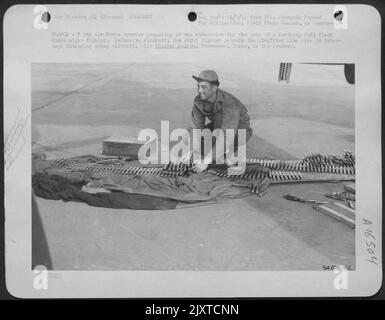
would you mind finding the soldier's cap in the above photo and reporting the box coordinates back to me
[192,70,220,86]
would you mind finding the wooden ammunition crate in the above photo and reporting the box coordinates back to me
[102,136,156,159]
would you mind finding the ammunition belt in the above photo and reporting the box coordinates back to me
[207,167,303,181]
[246,158,355,175]
[45,158,188,177]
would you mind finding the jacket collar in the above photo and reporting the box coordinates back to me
[215,89,225,103]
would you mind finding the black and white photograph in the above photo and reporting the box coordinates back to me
[31,62,356,271]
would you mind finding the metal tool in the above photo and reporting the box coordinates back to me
[283,194,331,205]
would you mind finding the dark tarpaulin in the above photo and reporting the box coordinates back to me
[32,156,250,209]
[32,173,178,210]
[86,171,250,202]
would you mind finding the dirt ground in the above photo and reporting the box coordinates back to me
[32,63,355,270]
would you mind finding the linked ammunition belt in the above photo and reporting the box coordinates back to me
[160,159,355,176]
[207,166,354,183]
[207,167,303,181]
[46,158,192,177]
[46,155,355,182]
